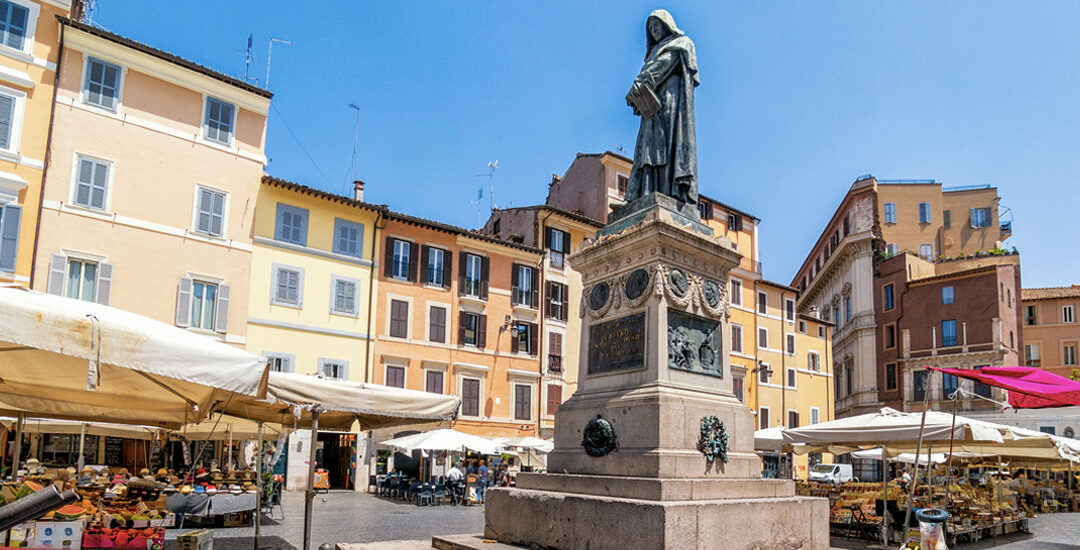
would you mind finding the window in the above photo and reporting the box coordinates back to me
[943,373,958,399]
[83,57,122,111]
[884,324,896,349]
[194,187,226,237]
[425,370,443,394]
[272,265,302,306]
[514,384,532,421]
[697,200,713,220]
[918,202,931,223]
[834,306,840,327]
[885,243,898,257]
[512,264,538,308]
[1064,306,1075,324]
[732,377,744,402]
[787,410,799,428]
[883,283,895,311]
[385,365,405,388]
[461,378,481,417]
[203,97,236,145]
[0,1,30,50]
[320,359,348,380]
[728,213,742,231]
[275,204,308,245]
[546,228,569,268]
[1039,426,1056,435]
[786,367,797,388]
[1025,344,1040,367]
[389,299,409,338]
[941,319,957,347]
[884,202,897,223]
[785,298,795,321]
[546,384,562,415]
[786,333,795,355]
[808,351,820,372]
[942,286,954,305]
[810,407,820,425]
[758,364,770,384]
[1065,344,1078,366]
[616,174,628,197]
[1007,288,1012,308]
[264,353,293,373]
[548,332,563,372]
[757,291,767,314]
[429,306,446,343]
[460,312,486,347]
[332,219,363,258]
[845,364,853,396]
[0,89,18,153]
[330,276,358,315]
[943,209,951,229]
[731,324,743,353]
[818,325,826,338]
[913,370,928,401]
[798,320,807,333]
[844,297,851,323]
[392,239,411,280]
[758,407,769,430]
[462,253,485,297]
[65,258,98,302]
[730,278,742,306]
[425,247,446,286]
[970,207,991,228]
[757,327,768,349]
[1025,305,1037,325]
[546,281,567,321]
[190,280,219,331]
[73,155,110,210]
[919,244,933,261]
[511,322,537,355]
[885,363,897,391]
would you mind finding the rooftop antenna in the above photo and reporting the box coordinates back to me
[243,34,255,84]
[265,37,292,89]
[487,160,499,211]
[469,187,484,228]
[346,104,362,194]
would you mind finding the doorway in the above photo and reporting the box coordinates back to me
[315,433,356,490]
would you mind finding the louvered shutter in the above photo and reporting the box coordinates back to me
[175,277,193,327]
[458,252,468,295]
[477,314,487,348]
[458,311,466,346]
[560,283,568,321]
[441,250,452,289]
[383,237,394,277]
[480,256,489,300]
[0,203,20,272]
[511,264,519,304]
[544,281,552,319]
[561,232,570,254]
[215,284,231,333]
[420,245,431,284]
[511,324,519,354]
[543,227,551,250]
[46,254,66,295]
[0,95,14,150]
[95,262,113,305]
[530,267,540,308]
[407,241,419,282]
[528,322,538,355]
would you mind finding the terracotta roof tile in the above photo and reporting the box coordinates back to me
[1021,286,1080,301]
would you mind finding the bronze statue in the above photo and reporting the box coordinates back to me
[624,9,699,208]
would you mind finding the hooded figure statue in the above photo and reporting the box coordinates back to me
[624,9,699,208]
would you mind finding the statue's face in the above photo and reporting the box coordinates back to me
[648,18,667,41]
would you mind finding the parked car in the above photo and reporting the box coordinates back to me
[809,463,853,484]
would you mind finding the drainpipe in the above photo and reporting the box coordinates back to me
[364,208,386,383]
[536,209,556,437]
[29,21,66,287]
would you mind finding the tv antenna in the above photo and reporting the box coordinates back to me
[346,104,362,194]
[487,160,499,212]
[265,37,292,89]
[243,34,256,85]
[468,187,484,228]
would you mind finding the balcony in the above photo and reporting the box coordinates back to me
[461,278,485,300]
[512,288,539,309]
[549,251,565,269]
[1026,359,1041,368]
[548,355,563,373]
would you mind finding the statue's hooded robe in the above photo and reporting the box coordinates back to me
[626,9,699,206]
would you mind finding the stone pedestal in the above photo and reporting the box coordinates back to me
[484,205,828,550]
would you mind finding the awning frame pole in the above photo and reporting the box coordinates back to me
[11,413,23,479]
[253,421,263,550]
[303,410,320,550]
[881,451,888,546]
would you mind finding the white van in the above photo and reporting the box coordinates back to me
[809,463,853,484]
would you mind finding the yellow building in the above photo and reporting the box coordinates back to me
[0,1,71,286]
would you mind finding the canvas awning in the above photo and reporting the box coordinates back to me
[381,428,503,455]
[175,415,289,441]
[0,416,160,440]
[497,436,554,454]
[754,427,786,452]
[0,285,268,428]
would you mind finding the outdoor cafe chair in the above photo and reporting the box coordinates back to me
[407,481,421,501]
[415,483,435,506]
[432,483,447,505]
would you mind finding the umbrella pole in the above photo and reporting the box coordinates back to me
[944,388,959,511]
[253,421,263,550]
[11,413,22,479]
[78,424,87,470]
[902,370,934,541]
[303,410,320,550]
[881,451,888,546]
[227,425,233,472]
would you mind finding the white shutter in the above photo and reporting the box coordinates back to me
[215,284,230,334]
[46,254,66,295]
[175,277,192,327]
[0,203,20,272]
[95,262,113,305]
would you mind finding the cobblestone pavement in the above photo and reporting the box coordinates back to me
[164,490,484,549]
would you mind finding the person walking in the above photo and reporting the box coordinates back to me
[477,460,489,503]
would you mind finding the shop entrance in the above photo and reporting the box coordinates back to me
[315,432,356,490]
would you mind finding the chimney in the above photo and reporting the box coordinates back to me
[353,180,365,202]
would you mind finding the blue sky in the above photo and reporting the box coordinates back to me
[93,1,1079,288]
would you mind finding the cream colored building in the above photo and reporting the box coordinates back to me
[32,18,270,346]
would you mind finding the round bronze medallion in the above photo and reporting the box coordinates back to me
[582,416,617,457]
[702,280,721,308]
[668,269,689,297]
[624,268,650,300]
[589,282,610,311]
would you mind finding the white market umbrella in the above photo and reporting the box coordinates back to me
[782,407,1012,451]
[754,426,786,452]
[849,447,948,466]
[0,285,268,428]
[498,436,554,454]
[381,428,503,456]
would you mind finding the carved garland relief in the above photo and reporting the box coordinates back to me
[581,263,729,321]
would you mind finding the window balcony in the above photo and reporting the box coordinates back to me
[549,251,565,269]
[548,355,563,373]
[1026,359,1041,368]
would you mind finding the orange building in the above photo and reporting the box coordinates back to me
[372,210,544,441]
[1021,285,1080,379]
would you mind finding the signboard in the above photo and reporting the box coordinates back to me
[587,313,646,375]
[104,437,123,466]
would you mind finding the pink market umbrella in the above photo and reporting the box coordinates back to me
[929,366,1080,409]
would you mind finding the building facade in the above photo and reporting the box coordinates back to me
[1020,285,1080,381]
[0,0,72,286]
[33,18,270,344]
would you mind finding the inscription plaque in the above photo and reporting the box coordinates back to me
[587,312,646,375]
[668,308,723,378]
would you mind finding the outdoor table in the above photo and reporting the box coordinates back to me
[165,492,257,516]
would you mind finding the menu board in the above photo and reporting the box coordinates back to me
[104,437,123,466]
